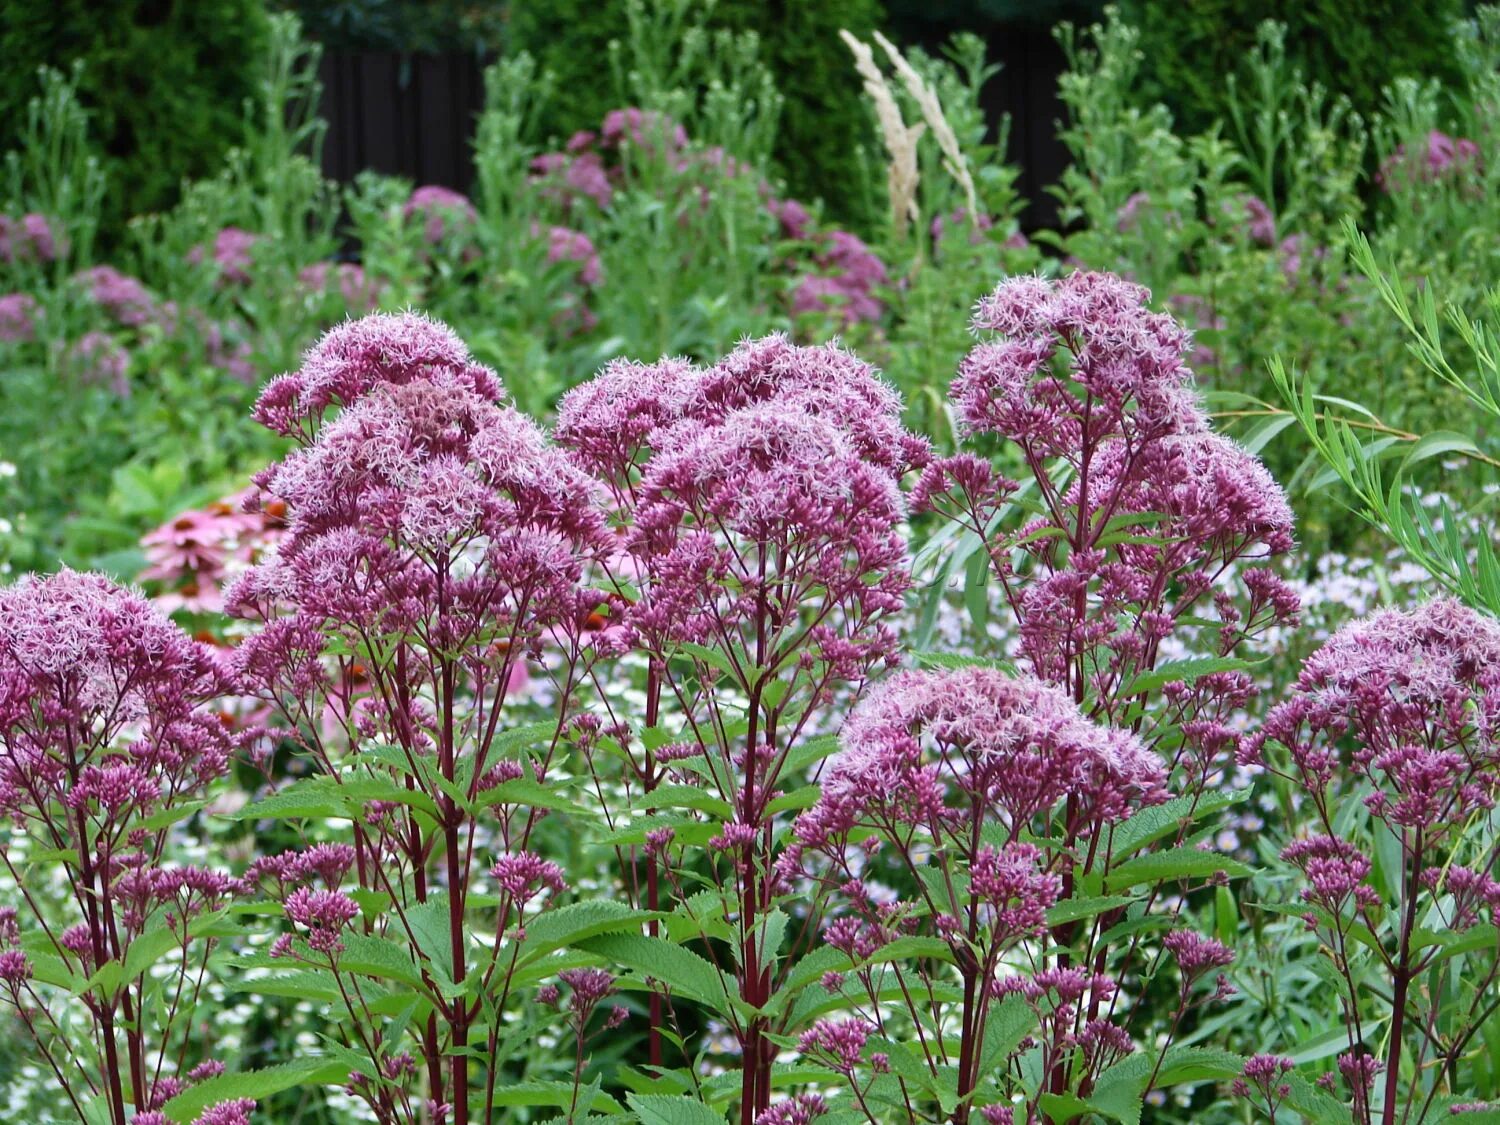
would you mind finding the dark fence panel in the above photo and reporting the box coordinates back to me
[987,24,1070,232]
[317,49,491,194]
[313,32,1069,228]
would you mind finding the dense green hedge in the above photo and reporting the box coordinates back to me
[273,0,506,53]
[506,0,885,223]
[1119,0,1467,134]
[0,0,271,235]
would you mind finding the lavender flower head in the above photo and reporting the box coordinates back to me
[559,333,926,491]
[298,261,384,312]
[578,337,922,685]
[230,312,609,762]
[187,228,260,286]
[56,330,131,396]
[1251,598,1500,833]
[801,666,1166,844]
[916,272,1298,766]
[0,292,37,343]
[956,270,1206,452]
[250,310,503,440]
[0,212,63,264]
[1379,130,1483,193]
[0,569,233,826]
[404,185,478,244]
[76,266,159,328]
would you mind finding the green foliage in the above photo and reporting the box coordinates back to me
[0,0,272,238]
[1119,0,1467,140]
[273,0,507,52]
[885,0,1105,28]
[506,0,885,224]
[1276,224,1500,618]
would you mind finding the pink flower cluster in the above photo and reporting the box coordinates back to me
[917,272,1297,742]
[798,666,1165,849]
[0,291,36,342]
[297,260,384,313]
[560,332,921,682]
[0,255,265,390]
[223,312,618,1117]
[187,227,260,286]
[1251,598,1500,839]
[1248,598,1500,1117]
[0,212,63,264]
[1379,130,1483,193]
[55,329,130,396]
[401,184,602,328]
[778,275,1289,1120]
[0,570,240,1123]
[404,184,479,243]
[0,570,234,824]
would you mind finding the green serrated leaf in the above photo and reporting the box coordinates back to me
[627,1092,728,1125]
[518,900,659,965]
[1104,850,1252,892]
[162,1058,350,1120]
[577,933,735,1016]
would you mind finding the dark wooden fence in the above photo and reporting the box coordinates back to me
[314,32,1070,230]
[317,49,492,194]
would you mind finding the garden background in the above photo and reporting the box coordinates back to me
[4,0,1500,1123]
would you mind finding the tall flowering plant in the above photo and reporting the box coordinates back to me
[225,313,622,1125]
[776,273,1301,1123]
[556,334,926,1121]
[1245,599,1500,1123]
[0,570,250,1125]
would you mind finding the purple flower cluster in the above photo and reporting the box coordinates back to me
[77,265,159,327]
[778,274,1288,1122]
[298,261,384,313]
[0,212,63,264]
[0,255,265,390]
[1252,599,1500,837]
[227,312,614,1121]
[56,329,130,396]
[404,185,478,244]
[1249,598,1500,1120]
[187,227,260,286]
[561,332,919,686]
[1379,130,1483,194]
[798,666,1164,848]
[559,331,923,1118]
[0,570,239,1124]
[787,229,887,328]
[0,291,37,343]
[1232,1054,1295,1119]
[917,273,1297,746]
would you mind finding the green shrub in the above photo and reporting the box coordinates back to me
[271,0,506,52]
[0,0,272,237]
[505,0,885,223]
[1119,0,1466,137]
